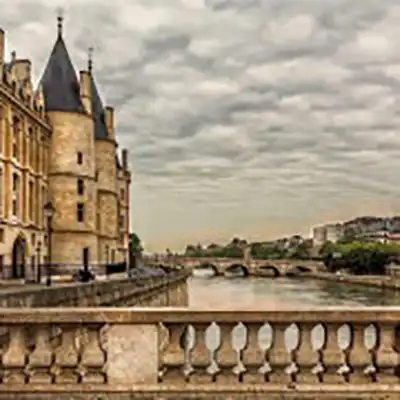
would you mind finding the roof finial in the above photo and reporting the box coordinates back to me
[57,8,64,37]
[88,46,94,73]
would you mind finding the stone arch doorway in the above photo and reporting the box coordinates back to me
[12,234,28,279]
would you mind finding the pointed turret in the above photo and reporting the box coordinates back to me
[87,48,108,139]
[39,16,84,112]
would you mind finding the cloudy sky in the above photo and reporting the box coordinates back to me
[2,0,400,251]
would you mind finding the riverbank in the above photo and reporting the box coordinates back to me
[304,271,400,290]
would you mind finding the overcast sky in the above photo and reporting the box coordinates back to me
[2,0,400,251]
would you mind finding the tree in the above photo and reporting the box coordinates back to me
[129,233,142,255]
[320,240,400,275]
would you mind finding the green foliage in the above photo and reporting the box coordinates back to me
[320,240,400,275]
[184,236,313,260]
[129,233,142,255]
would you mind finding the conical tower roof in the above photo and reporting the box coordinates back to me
[40,17,84,112]
[90,74,108,139]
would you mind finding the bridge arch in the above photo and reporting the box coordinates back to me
[286,265,312,277]
[224,263,249,277]
[194,262,219,276]
[258,264,280,278]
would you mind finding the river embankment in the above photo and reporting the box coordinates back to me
[304,271,400,290]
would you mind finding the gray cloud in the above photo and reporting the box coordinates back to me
[3,0,400,250]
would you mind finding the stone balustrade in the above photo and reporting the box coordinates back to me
[0,307,398,399]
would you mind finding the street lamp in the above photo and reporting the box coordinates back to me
[36,241,42,283]
[44,201,55,286]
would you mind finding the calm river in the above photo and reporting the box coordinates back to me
[188,272,400,308]
[185,273,400,349]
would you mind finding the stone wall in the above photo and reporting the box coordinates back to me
[305,271,400,290]
[0,270,189,307]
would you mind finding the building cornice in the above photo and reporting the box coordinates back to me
[0,86,51,131]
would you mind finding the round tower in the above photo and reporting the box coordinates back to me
[86,48,119,264]
[41,18,98,271]
[94,106,119,263]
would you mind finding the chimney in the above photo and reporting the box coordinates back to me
[11,59,32,82]
[79,70,92,115]
[122,149,128,170]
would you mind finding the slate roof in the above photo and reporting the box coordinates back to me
[90,75,108,139]
[39,32,85,112]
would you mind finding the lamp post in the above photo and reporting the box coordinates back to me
[43,201,55,286]
[36,241,42,283]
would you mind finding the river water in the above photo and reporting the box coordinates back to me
[185,272,400,350]
[188,272,400,308]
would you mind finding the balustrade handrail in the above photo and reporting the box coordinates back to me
[0,306,399,323]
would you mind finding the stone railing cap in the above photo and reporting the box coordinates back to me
[0,307,399,324]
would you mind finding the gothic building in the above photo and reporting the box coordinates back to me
[0,18,131,279]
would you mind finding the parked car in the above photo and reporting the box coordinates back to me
[72,268,96,282]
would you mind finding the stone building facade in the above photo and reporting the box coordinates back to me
[0,19,131,279]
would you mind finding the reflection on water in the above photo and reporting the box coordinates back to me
[186,274,400,349]
[188,273,400,308]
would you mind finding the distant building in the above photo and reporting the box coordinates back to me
[312,226,327,247]
[325,224,342,243]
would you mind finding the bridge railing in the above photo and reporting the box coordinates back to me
[0,307,398,395]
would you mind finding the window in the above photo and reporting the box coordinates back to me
[12,199,18,216]
[83,247,89,268]
[12,116,20,160]
[120,189,125,201]
[12,173,19,217]
[77,152,83,165]
[77,178,84,195]
[29,181,34,220]
[120,215,124,229]
[12,173,19,191]
[77,202,85,222]
[0,229,4,242]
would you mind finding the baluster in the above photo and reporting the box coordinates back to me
[190,323,212,383]
[27,325,53,384]
[2,326,28,384]
[348,323,371,383]
[79,324,106,383]
[53,325,79,383]
[296,323,319,383]
[232,323,247,382]
[375,323,399,383]
[242,322,264,383]
[320,323,343,383]
[159,323,169,353]
[268,323,290,383]
[215,322,237,384]
[336,324,352,382]
[285,324,301,383]
[159,323,187,382]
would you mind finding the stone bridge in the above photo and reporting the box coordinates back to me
[174,257,326,277]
